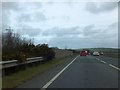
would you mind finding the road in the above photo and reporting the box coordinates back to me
[96,55,118,67]
[17,55,119,89]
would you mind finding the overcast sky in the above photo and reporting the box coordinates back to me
[1,0,118,49]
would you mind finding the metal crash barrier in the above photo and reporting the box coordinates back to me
[1,57,44,76]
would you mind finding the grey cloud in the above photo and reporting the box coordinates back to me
[83,24,102,37]
[2,11,10,32]
[35,12,47,21]
[85,2,117,14]
[2,2,42,9]
[26,29,41,37]
[42,24,118,48]
[41,23,117,41]
[42,26,82,37]
[82,23,118,41]
[85,3,98,14]
[47,37,83,49]
[44,33,117,49]
[100,2,117,11]
[2,2,42,11]
[2,2,19,11]
[3,25,42,37]
[23,29,41,37]
[45,2,55,6]
[18,14,32,22]
[11,23,117,49]
[15,25,42,37]
[2,2,43,31]
[17,12,47,23]
[103,23,118,38]
[63,16,70,21]
[2,2,19,31]
[109,22,117,28]
[25,2,42,9]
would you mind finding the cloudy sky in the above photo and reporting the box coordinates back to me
[1,0,118,49]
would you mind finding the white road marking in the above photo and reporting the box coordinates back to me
[41,55,79,90]
[95,57,120,71]
[96,58,100,61]
[109,64,120,71]
[100,60,106,64]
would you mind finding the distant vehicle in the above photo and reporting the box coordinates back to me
[93,51,100,56]
[80,51,87,56]
[100,52,104,55]
[88,53,91,55]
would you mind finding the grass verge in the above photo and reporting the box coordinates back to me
[103,53,119,59]
[2,55,77,88]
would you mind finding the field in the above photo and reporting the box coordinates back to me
[55,49,73,58]
[103,52,119,59]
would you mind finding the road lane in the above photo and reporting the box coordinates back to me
[17,55,118,89]
[95,55,118,67]
[17,56,77,88]
[42,56,79,89]
[48,56,118,88]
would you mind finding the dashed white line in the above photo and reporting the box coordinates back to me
[109,64,120,71]
[96,58,107,64]
[100,60,106,64]
[41,55,79,90]
[96,58,120,71]
[96,58,100,61]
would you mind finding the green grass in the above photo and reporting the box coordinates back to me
[2,55,76,88]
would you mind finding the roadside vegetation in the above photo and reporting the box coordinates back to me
[103,52,119,59]
[2,28,55,62]
[2,28,75,88]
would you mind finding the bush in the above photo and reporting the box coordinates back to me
[33,44,55,61]
[14,53,27,62]
[2,28,55,61]
[47,48,55,60]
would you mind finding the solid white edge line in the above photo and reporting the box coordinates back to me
[109,64,120,71]
[41,55,79,90]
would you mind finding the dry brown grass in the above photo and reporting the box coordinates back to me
[55,49,73,58]
[103,53,119,59]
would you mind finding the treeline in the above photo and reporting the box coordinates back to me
[2,28,55,62]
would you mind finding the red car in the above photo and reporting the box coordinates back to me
[80,51,87,56]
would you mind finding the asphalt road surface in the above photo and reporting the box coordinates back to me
[17,55,119,89]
